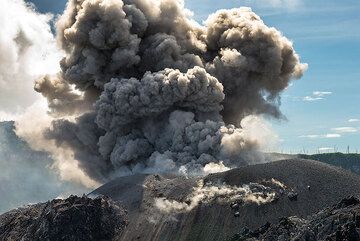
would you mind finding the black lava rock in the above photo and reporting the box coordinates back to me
[0,195,127,241]
[288,191,298,201]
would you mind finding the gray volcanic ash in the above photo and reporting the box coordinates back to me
[89,159,360,241]
[30,0,307,184]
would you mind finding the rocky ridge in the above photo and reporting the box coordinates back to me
[0,195,127,241]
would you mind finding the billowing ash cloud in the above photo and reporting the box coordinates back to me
[35,0,307,182]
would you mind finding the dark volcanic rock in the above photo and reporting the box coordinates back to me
[229,196,360,241]
[2,159,360,241]
[288,191,298,201]
[92,159,360,241]
[0,195,127,241]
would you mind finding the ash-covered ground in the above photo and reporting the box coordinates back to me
[87,158,360,241]
[229,196,360,241]
[3,158,358,241]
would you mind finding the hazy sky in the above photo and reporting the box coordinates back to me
[27,0,360,154]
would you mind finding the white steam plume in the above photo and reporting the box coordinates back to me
[15,101,99,188]
[0,0,97,188]
[155,179,286,213]
[0,0,100,212]
[0,0,60,119]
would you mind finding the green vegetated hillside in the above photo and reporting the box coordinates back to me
[299,153,360,175]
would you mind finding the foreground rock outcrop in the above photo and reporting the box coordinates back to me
[0,195,127,241]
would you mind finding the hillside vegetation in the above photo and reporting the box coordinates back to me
[299,153,360,175]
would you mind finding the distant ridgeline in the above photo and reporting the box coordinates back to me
[299,153,360,176]
[0,121,86,214]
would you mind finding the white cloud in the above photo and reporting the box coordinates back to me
[300,133,341,139]
[0,0,61,119]
[313,91,332,97]
[0,111,21,122]
[299,126,357,140]
[302,91,332,102]
[331,126,358,133]
[302,96,323,102]
[324,133,341,138]
[319,147,334,152]
[299,134,320,139]
[0,0,97,191]
[348,119,360,123]
[331,127,358,133]
[15,100,99,189]
[244,0,302,10]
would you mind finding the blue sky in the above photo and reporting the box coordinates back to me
[28,0,360,154]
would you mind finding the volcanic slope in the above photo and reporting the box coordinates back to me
[90,158,360,241]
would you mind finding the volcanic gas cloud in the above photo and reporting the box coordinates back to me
[34,0,307,183]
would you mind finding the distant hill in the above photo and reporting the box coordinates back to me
[0,121,87,214]
[299,153,360,175]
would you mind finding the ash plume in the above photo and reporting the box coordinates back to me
[35,0,307,183]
